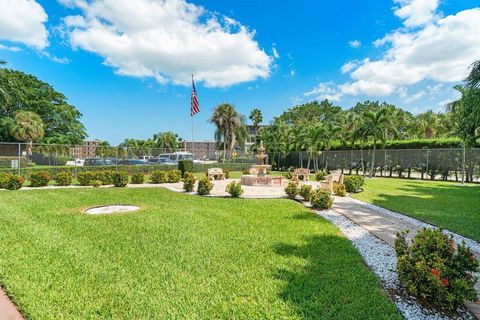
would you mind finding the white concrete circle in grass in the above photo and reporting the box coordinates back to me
[84,205,140,215]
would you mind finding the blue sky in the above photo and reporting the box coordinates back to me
[1,0,479,145]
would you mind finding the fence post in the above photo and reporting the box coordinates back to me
[425,149,429,180]
[461,146,466,185]
[17,143,21,174]
[116,147,119,172]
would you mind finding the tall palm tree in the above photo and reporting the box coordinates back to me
[360,108,391,177]
[11,111,44,158]
[249,108,263,134]
[416,111,442,139]
[466,60,480,89]
[210,103,246,162]
[152,131,182,152]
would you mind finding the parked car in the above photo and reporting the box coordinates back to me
[158,152,202,164]
[117,159,148,166]
[84,158,113,166]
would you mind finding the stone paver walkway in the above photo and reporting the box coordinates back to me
[332,196,480,319]
[0,288,23,320]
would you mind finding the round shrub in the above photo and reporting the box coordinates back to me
[315,171,328,181]
[310,189,333,210]
[77,171,95,186]
[5,175,25,190]
[131,172,144,184]
[197,177,213,195]
[55,172,72,186]
[284,181,299,199]
[94,170,114,185]
[151,170,167,184]
[183,172,196,192]
[112,172,129,187]
[299,184,313,201]
[29,171,50,187]
[344,175,365,193]
[395,229,479,310]
[333,182,347,197]
[225,181,243,198]
[178,160,194,177]
[0,172,13,189]
[166,170,182,183]
[91,180,102,188]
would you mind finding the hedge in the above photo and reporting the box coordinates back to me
[330,138,474,150]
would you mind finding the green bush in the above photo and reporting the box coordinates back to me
[4,175,25,190]
[91,180,102,188]
[344,175,365,193]
[284,181,299,199]
[93,171,114,185]
[55,172,72,186]
[395,229,479,310]
[197,177,213,195]
[131,172,144,184]
[151,170,167,184]
[315,171,328,181]
[112,172,129,187]
[0,172,13,189]
[223,168,230,179]
[299,184,313,201]
[166,170,182,183]
[29,171,50,187]
[178,160,194,177]
[77,171,96,186]
[310,189,333,210]
[333,182,347,197]
[183,172,196,192]
[225,181,244,198]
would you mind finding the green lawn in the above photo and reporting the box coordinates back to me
[0,188,399,319]
[352,178,480,242]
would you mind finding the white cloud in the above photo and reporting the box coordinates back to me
[341,60,360,74]
[60,0,272,87]
[0,0,48,49]
[304,82,343,102]
[394,0,439,28]
[0,44,22,52]
[272,47,280,59]
[349,40,361,48]
[340,7,480,98]
[404,90,425,103]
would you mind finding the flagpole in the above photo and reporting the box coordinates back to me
[191,74,194,158]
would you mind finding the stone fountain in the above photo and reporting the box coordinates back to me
[240,141,283,186]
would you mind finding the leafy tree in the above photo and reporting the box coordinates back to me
[152,131,183,152]
[11,111,44,157]
[276,100,342,125]
[0,67,86,144]
[249,108,263,133]
[448,85,480,147]
[466,60,480,89]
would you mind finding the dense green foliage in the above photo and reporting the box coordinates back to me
[178,160,194,177]
[343,175,365,193]
[284,181,299,199]
[29,171,50,187]
[55,172,72,186]
[182,172,196,192]
[0,188,400,319]
[112,172,129,187]
[395,229,479,310]
[130,172,144,184]
[210,103,247,160]
[225,180,244,198]
[299,184,313,201]
[118,131,184,155]
[315,171,327,181]
[197,177,213,195]
[0,173,25,190]
[352,178,480,241]
[0,67,86,144]
[333,182,347,197]
[310,189,333,210]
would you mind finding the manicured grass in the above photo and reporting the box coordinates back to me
[0,188,399,319]
[352,178,480,241]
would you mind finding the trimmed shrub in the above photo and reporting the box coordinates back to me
[0,172,13,189]
[197,177,213,195]
[315,171,328,181]
[225,181,244,198]
[91,180,102,188]
[333,182,347,197]
[166,170,182,183]
[223,168,230,179]
[55,172,72,186]
[5,175,25,190]
[178,160,194,177]
[93,170,114,185]
[299,184,313,201]
[151,171,167,184]
[29,171,50,187]
[112,172,128,187]
[131,172,144,184]
[395,229,479,310]
[77,171,95,186]
[344,175,365,193]
[183,172,196,192]
[284,181,299,199]
[310,189,333,210]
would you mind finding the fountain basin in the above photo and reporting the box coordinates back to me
[240,174,283,186]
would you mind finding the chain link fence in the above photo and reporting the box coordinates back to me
[0,142,255,176]
[271,148,480,183]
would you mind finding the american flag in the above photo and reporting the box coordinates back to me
[191,76,200,116]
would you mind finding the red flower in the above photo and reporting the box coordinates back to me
[431,268,440,277]
[441,277,449,287]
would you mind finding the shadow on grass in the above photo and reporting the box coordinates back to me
[365,181,480,241]
[273,235,400,319]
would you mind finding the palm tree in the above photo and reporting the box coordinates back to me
[152,131,182,152]
[466,60,480,89]
[360,108,391,177]
[11,111,44,158]
[416,111,442,139]
[249,108,263,134]
[210,103,246,162]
